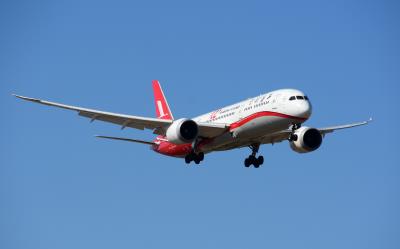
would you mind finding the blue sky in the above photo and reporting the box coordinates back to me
[1,0,399,248]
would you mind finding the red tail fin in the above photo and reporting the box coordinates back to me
[152,80,174,120]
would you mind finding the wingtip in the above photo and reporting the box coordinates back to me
[368,117,373,122]
[95,135,110,139]
[13,94,28,100]
[12,94,41,102]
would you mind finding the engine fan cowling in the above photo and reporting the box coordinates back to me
[290,127,323,153]
[166,118,199,144]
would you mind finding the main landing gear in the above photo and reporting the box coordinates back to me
[185,152,204,165]
[288,123,301,142]
[185,138,205,165]
[244,144,264,168]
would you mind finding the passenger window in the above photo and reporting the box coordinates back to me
[296,96,304,100]
[289,96,295,100]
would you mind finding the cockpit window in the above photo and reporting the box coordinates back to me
[290,95,309,101]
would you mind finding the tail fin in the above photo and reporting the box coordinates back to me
[152,80,174,120]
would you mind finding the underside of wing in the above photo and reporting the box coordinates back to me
[318,118,372,135]
[258,130,292,145]
[197,122,229,138]
[13,94,173,134]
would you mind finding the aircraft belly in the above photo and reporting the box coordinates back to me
[233,116,291,138]
[202,116,293,152]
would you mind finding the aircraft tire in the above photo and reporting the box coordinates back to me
[185,154,192,164]
[244,158,251,167]
[198,152,204,161]
[258,156,264,165]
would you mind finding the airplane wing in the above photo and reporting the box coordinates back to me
[13,94,228,137]
[257,118,372,145]
[317,118,372,135]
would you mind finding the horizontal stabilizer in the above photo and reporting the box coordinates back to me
[95,135,155,145]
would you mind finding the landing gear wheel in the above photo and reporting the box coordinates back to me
[198,152,204,161]
[184,152,204,165]
[244,144,264,168]
[185,154,193,164]
[289,134,298,142]
[244,158,251,167]
[257,156,264,165]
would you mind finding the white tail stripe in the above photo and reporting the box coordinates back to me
[158,84,174,120]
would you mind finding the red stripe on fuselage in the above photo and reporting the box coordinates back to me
[229,111,307,131]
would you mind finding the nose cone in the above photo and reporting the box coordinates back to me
[296,101,312,119]
[300,100,312,118]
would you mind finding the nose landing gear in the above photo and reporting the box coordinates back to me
[244,144,264,168]
[288,123,301,142]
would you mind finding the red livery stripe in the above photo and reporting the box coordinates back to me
[229,111,307,131]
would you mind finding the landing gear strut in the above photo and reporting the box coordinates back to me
[288,123,301,142]
[185,152,204,165]
[244,144,264,168]
[292,123,301,130]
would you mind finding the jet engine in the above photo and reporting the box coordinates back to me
[166,118,199,144]
[290,127,323,153]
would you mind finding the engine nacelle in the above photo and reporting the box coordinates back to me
[290,127,323,153]
[166,118,199,144]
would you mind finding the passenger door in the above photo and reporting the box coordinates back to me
[271,93,281,110]
[238,103,245,120]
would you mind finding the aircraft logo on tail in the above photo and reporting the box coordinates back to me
[152,80,174,120]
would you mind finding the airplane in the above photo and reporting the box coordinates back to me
[13,80,371,168]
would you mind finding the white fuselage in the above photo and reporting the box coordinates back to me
[193,89,312,152]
